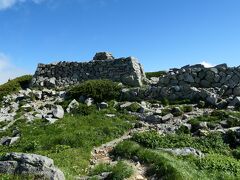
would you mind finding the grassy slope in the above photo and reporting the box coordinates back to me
[0,75,32,102]
[0,109,136,179]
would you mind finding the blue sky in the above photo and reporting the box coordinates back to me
[0,0,240,84]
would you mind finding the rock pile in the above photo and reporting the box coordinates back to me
[31,52,146,88]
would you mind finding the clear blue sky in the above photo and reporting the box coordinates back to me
[0,0,240,84]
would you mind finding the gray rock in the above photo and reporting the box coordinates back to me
[229,97,240,107]
[206,94,218,106]
[161,113,173,122]
[99,102,108,109]
[66,99,79,113]
[199,122,208,129]
[0,137,20,146]
[85,98,94,107]
[0,153,65,180]
[45,77,56,87]
[233,86,240,96]
[145,115,162,123]
[52,105,64,119]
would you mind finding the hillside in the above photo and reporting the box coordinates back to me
[1,54,240,180]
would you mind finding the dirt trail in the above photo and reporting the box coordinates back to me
[90,127,148,180]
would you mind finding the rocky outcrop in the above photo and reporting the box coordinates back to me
[0,153,65,180]
[31,52,146,88]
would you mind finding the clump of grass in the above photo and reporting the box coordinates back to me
[132,131,230,154]
[0,75,32,101]
[90,161,133,180]
[66,79,121,102]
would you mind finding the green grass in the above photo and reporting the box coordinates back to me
[0,75,32,101]
[90,161,134,180]
[132,131,231,154]
[0,110,136,179]
[113,141,207,180]
[113,140,240,180]
[145,71,167,79]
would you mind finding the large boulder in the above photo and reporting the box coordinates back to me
[0,153,65,180]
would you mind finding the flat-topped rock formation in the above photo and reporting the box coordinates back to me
[31,52,146,88]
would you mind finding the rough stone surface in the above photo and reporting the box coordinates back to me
[66,99,79,113]
[31,53,146,87]
[0,153,65,180]
[52,105,64,119]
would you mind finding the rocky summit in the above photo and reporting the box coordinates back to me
[1,53,240,180]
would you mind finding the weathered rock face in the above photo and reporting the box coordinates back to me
[0,153,65,180]
[31,53,146,88]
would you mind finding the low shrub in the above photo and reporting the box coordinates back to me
[145,71,167,79]
[67,80,121,102]
[71,103,97,116]
[176,125,191,134]
[232,148,240,160]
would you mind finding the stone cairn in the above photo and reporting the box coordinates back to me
[31,52,146,88]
